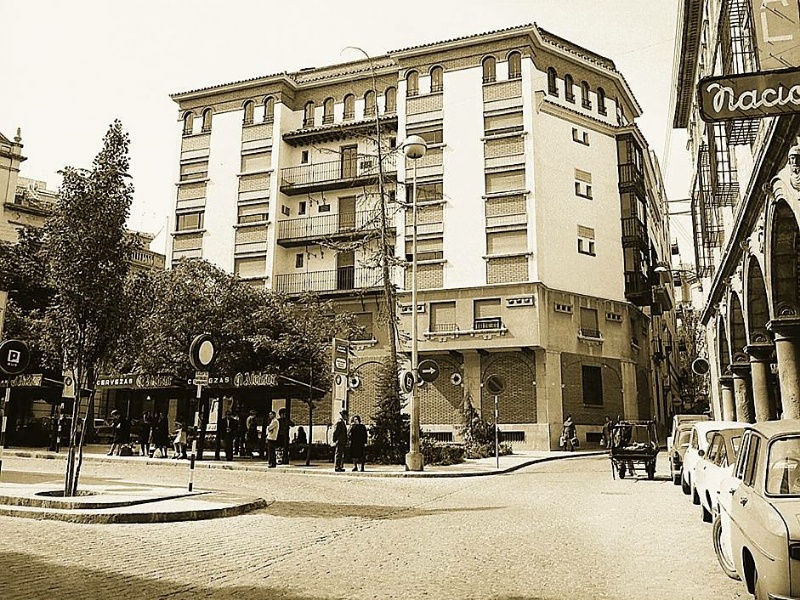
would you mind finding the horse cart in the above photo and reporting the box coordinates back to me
[610,420,659,480]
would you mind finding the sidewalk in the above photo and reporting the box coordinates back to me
[0,446,605,524]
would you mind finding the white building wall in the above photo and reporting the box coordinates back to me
[203,111,240,272]
[532,110,625,302]
[441,66,486,290]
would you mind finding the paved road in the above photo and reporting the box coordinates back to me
[0,453,747,599]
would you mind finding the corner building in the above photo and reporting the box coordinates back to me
[170,24,676,449]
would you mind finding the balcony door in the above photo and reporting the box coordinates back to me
[341,145,358,180]
[337,250,355,290]
[338,196,356,231]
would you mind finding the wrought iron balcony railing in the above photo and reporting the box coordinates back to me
[277,210,392,244]
[280,155,396,194]
[273,267,381,294]
[618,163,644,190]
[621,216,648,249]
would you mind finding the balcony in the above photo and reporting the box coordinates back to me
[280,154,396,195]
[621,216,648,250]
[618,163,644,192]
[625,271,651,307]
[474,317,503,331]
[277,210,393,247]
[274,267,382,295]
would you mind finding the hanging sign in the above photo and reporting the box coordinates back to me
[698,67,800,122]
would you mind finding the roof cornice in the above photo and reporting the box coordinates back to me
[673,0,704,128]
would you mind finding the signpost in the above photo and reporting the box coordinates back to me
[188,335,217,491]
[0,339,30,477]
[484,374,505,470]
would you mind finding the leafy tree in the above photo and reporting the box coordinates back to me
[45,120,135,495]
[369,355,408,463]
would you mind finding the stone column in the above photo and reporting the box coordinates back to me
[745,343,777,422]
[719,375,736,422]
[768,319,800,419]
[730,362,755,423]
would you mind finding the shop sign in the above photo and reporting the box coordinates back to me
[97,373,176,389]
[0,373,43,387]
[698,67,800,122]
[233,371,278,388]
[185,375,232,387]
[753,0,800,73]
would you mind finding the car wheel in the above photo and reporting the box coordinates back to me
[681,473,690,495]
[672,470,681,485]
[692,487,700,506]
[712,514,740,580]
[753,565,769,600]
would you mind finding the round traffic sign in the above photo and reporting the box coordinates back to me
[189,334,217,370]
[418,359,440,383]
[400,370,416,395]
[0,339,30,376]
[691,357,710,375]
[485,374,505,395]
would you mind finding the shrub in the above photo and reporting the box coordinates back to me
[420,437,465,466]
[458,393,513,459]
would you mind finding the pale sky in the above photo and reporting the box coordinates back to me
[0,0,693,256]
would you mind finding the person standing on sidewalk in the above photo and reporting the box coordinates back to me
[332,410,349,472]
[562,414,577,452]
[277,408,293,465]
[349,415,367,472]
[221,410,237,461]
[266,411,279,468]
[245,410,258,458]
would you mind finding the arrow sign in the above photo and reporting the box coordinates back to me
[417,359,440,383]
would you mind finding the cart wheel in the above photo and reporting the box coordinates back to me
[647,462,655,480]
[618,464,626,479]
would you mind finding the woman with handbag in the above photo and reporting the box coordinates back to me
[562,415,577,451]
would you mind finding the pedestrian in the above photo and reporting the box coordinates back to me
[138,412,151,457]
[277,408,293,465]
[172,422,187,459]
[245,410,258,458]
[153,412,170,458]
[294,426,307,446]
[349,415,367,472]
[266,410,279,468]
[107,410,124,456]
[602,416,613,450]
[332,410,349,472]
[221,410,237,461]
[562,414,577,452]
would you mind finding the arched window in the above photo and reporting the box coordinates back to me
[597,87,607,115]
[547,67,558,96]
[364,90,376,117]
[323,97,335,124]
[263,96,275,123]
[564,74,575,103]
[303,101,315,128]
[507,51,522,79]
[182,112,194,136]
[384,87,397,114]
[343,94,355,120]
[581,81,591,109]
[406,70,419,97]
[482,56,496,83]
[201,108,213,132]
[243,101,254,125]
[430,66,443,92]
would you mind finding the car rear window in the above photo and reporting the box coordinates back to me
[766,437,800,495]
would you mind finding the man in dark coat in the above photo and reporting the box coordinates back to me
[221,410,238,461]
[349,415,368,472]
[332,410,349,472]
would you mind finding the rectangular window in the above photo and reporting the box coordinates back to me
[580,307,600,338]
[582,365,603,406]
[474,298,502,330]
[176,211,204,231]
[571,128,589,146]
[240,151,271,172]
[575,181,593,199]
[352,312,374,340]
[237,202,269,224]
[298,201,307,215]
[295,253,304,268]
[487,229,527,255]
[180,162,208,181]
[485,169,525,194]
[406,181,443,203]
[578,225,596,256]
[281,205,290,216]
[408,127,443,145]
[484,111,523,135]
[234,256,265,279]
[318,204,331,213]
[301,150,310,164]
[405,237,443,262]
[430,301,457,333]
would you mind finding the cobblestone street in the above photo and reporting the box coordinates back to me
[0,454,746,599]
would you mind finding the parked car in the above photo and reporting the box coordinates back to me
[682,421,748,505]
[668,423,694,485]
[693,427,744,522]
[716,420,800,598]
[91,418,114,443]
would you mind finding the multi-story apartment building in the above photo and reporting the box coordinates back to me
[170,24,676,449]
[672,0,800,423]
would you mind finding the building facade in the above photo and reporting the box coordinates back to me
[170,24,677,449]
[672,0,800,423]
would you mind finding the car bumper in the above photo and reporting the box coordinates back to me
[770,593,800,599]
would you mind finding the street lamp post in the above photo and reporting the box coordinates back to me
[403,135,427,472]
